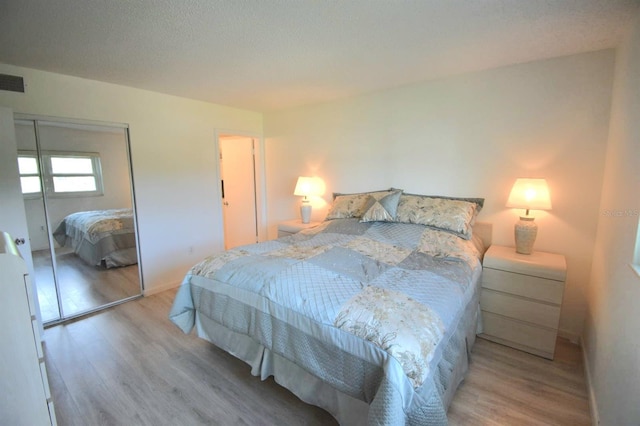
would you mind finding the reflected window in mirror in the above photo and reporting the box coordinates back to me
[17,152,42,197]
[18,151,104,197]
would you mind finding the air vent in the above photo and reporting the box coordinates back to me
[0,74,25,93]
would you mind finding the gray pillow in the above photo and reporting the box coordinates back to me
[360,190,403,222]
[325,189,398,220]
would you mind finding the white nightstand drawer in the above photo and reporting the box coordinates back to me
[481,311,557,359]
[479,245,566,359]
[480,288,561,329]
[483,245,566,281]
[277,219,321,239]
[482,268,564,304]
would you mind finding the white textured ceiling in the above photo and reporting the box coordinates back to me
[0,0,638,112]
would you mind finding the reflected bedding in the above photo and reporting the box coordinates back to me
[53,208,137,268]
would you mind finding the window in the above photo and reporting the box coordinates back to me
[17,151,104,197]
[17,153,41,195]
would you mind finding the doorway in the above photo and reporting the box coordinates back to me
[219,134,259,249]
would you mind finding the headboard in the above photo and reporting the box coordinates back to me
[473,221,493,250]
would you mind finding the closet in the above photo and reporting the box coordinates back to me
[13,116,142,324]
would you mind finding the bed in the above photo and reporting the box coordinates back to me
[169,190,489,425]
[52,208,138,268]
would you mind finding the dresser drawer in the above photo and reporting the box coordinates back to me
[481,311,557,358]
[482,268,564,304]
[480,288,561,329]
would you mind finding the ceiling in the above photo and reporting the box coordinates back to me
[0,0,638,112]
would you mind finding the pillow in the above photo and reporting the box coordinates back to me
[391,190,484,211]
[427,194,484,226]
[325,189,398,220]
[360,190,403,222]
[418,227,483,267]
[394,194,479,239]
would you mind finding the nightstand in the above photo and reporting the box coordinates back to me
[478,244,566,359]
[277,219,321,238]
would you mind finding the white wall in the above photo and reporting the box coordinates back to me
[0,63,262,294]
[584,11,640,426]
[264,50,615,339]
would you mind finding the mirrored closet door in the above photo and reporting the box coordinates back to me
[14,117,142,324]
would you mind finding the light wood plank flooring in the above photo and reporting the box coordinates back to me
[448,338,591,425]
[44,289,591,425]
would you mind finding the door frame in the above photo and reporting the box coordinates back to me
[213,129,267,244]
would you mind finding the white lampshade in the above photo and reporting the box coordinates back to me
[506,178,552,255]
[506,178,552,213]
[294,176,315,199]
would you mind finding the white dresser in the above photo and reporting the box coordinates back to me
[0,231,57,425]
[479,244,566,359]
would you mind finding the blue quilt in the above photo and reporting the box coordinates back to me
[170,218,483,425]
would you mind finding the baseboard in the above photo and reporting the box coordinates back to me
[558,328,580,344]
[579,336,600,426]
[143,280,181,297]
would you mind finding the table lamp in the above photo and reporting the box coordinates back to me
[506,178,552,255]
[294,176,316,224]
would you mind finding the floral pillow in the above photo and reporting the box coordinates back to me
[360,190,403,222]
[325,189,398,220]
[418,227,483,268]
[395,194,479,239]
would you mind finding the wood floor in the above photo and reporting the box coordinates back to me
[33,248,141,322]
[44,288,591,426]
[448,338,591,425]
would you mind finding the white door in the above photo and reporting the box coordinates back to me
[0,106,35,272]
[220,136,258,249]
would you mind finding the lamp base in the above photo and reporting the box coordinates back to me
[514,216,537,255]
[300,203,312,224]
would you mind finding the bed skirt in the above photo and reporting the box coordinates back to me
[193,289,481,425]
[58,233,137,268]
